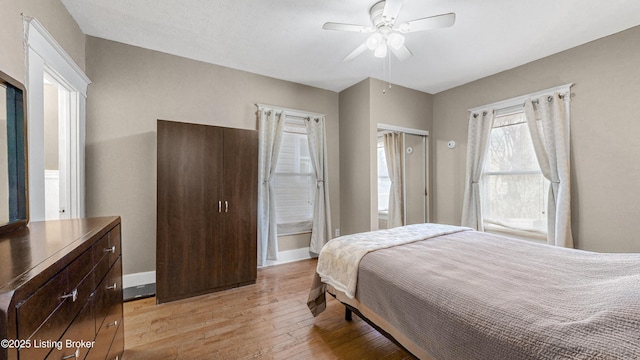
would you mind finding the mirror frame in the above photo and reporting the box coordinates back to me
[0,69,28,234]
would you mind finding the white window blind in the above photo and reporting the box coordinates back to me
[482,111,549,241]
[273,119,316,235]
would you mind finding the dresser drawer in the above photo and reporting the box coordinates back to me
[92,233,111,284]
[95,257,123,331]
[41,295,94,360]
[17,248,95,340]
[16,267,68,340]
[106,319,124,360]
[108,224,121,266]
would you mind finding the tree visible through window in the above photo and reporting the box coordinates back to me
[482,111,549,240]
[272,120,316,235]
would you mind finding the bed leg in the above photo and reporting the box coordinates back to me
[345,308,352,321]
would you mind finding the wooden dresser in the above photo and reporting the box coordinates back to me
[0,217,123,360]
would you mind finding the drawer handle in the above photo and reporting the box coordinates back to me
[62,288,78,302]
[62,348,80,359]
[106,283,118,291]
[107,320,119,328]
[104,245,116,253]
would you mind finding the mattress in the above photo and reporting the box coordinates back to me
[308,224,640,359]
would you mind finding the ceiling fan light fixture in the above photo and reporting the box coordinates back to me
[374,42,388,58]
[387,32,405,50]
[323,0,456,62]
[366,32,384,50]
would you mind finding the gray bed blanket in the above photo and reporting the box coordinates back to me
[309,227,640,359]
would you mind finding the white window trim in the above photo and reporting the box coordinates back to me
[24,17,91,220]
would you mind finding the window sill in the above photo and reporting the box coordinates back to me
[484,224,547,244]
[277,220,312,236]
[484,227,547,244]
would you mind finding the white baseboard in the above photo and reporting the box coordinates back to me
[262,247,316,267]
[123,248,315,288]
[123,271,156,289]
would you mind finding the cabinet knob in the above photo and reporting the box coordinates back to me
[225,201,229,213]
[107,283,118,291]
[107,320,119,328]
[62,288,78,302]
[104,245,116,253]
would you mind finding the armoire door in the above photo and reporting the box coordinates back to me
[221,128,258,286]
[156,120,225,303]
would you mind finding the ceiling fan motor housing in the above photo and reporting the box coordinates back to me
[370,1,392,28]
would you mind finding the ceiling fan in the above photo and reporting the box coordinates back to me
[323,0,455,62]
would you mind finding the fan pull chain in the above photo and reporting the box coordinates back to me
[382,51,392,94]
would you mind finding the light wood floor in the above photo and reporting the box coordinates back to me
[123,259,414,359]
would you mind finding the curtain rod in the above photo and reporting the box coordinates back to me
[255,103,325,119]
[468,83,573,114]
[377,123,429,136]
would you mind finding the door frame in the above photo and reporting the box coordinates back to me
[24,17,90,220]
[376,123,429,228]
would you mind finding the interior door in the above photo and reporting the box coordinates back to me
[221,128,258,286]
[156,120,224,303]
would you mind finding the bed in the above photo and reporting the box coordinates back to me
[307,223,640,360]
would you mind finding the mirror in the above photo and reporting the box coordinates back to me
[0,70,28,234]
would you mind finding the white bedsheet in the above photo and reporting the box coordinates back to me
[315,223,471,298]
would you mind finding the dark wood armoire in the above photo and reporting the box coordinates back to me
[156,120,258,304]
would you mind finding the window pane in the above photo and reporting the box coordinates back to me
[487,114,539,173]
[483,111,548,239]
[275,133,312,175]
[273,130,315,233]
[483,174,548,234]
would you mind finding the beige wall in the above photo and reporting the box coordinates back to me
[339,78,432,235]
[432,25,640,253]
[0,0,85,84]
[339,79,372,235]
[84,37,340,275]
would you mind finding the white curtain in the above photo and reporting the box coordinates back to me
[461,111,494,230]
[257,110,285,266]
[305,116,332,253]
[524,94,573,247]
[384,132,404,228]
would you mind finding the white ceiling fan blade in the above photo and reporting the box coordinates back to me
[382,0,403,24]
[342,42,368,62]
[398,13,456,33]
[323,22,374,33]
[390,43,412,61]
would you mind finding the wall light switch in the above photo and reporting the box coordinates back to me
[335,229,340,237]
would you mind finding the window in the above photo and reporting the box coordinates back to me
[272,119,316,235]
[482,111,549,240]
[377,136,391,216]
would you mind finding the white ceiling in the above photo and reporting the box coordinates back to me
[61,0,640,94]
